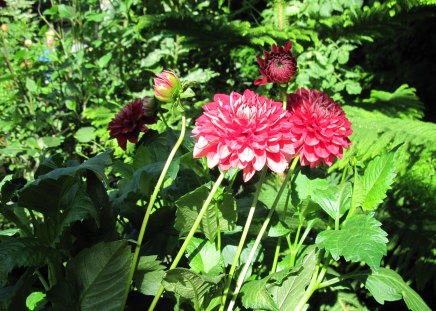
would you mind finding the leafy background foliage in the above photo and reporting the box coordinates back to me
[1,0,435,310]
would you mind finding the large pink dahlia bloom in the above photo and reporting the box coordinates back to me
[287,88,352,167]
[192,90,296,182]
[254,41,297,85]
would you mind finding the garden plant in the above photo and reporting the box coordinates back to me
[0,1,435,311]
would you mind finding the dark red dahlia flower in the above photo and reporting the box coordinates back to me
[254,41,297,85]
[108,98,156,150]
[287,88,352,167]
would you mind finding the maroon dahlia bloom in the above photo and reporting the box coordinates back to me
[287,88,352,167]
[108,98,156,150]
[254,41,297,85]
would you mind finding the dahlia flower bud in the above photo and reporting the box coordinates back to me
[108,97,157,150]
[254,41,297,85]
[153,70,181,103]
[192,90,296,182]
[287,88,352,167]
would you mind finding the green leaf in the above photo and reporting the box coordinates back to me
[365,268,431,311]
[175,185,237,242]
[74,127,96,143]
[241,248,317,311]
[58,4,77,19]
[134,256,166,296]
[60,190,100,231]
[183,68,219,84]
[97,53,112,68]
[0,237,60,286]
[26,292,46,311]
[270,247,318,310]
[162,268,223,310]
[310,182,352,220]
[316,214,388,271]
[360,151,397,211]
[25,78,38,93]
[186,237,224,276]
[65,241,131,311]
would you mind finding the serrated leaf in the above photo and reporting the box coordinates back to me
[134,256,166,296]
[365,268,431,311]
[316,214,388,271]
[361,150,397,211]
[175,185,236,242]
[241,248,317,311]
[0,237,60,286]
[65,241,131,311]
[186,237,224,276]
[162,268,223,310]
[311,182,352,220]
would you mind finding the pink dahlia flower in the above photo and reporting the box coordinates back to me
[254,41,297,85]
[108,98,156,150]
[287,88,352,167]
[192,90,296,182]
[153,70,181,103]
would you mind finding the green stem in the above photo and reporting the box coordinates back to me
[346,164,359,221]
[227,156,299,311]
[215,201,221,251]
[121,115,187,311]
[220,168,267,311]
[270,236,282,274]
[35,270,49,291]
[149,172,226,311]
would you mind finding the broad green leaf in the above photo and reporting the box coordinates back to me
[186,237,224,276]
[74,127,96,143]
[294,172,330,201]
[360,151,397,211]
[65,241,131,311]
[310,182,352,220]
[134,256,166,296]
[175,185,237,242]
[60,190,100,231]
[0,237,59,286]
[162,268,223,311]
[270,248,317,310]
[0,228,20,236]
[25,78,38,93]
[241,248,317,311]
[183,68,219,84]
[365,268,431,311]
[97,53,112,68]
[316,214,388,271]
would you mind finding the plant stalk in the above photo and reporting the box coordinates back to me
[220,168,267,310]
[227,156,299,311]
[149,171,226,311]
[121,115,187,310]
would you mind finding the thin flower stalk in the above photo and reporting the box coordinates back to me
[227,156,300,311]
[220,168,267,310]
[121,115,187,311]
[149,171,226,311]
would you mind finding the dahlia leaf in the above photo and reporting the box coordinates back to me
[310,182,352,220]
[364,268,431,311]
[64,241,131,311]
[241,247,317,311]
[186,237,224,276]
[175,184,237,242]
[316,214,388,271]
[0,237,60,287]
[134,256,166,296]
[162,268,223,311]
[361,150,397,211]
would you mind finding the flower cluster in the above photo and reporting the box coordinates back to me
[192,40,352,181]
